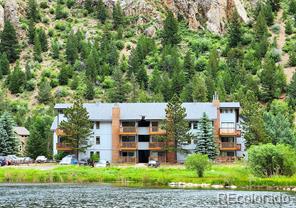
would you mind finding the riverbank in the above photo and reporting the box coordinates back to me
[1,163,296,190]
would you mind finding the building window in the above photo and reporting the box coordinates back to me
[121,151,135,157]
[96,151,100,159]
[95,122,100,129]
[96,136,100,145]
[192,121,199,130]
[121,136,136,142]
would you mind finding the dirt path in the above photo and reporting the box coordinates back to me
[275,10,296,83]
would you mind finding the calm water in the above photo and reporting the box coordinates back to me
[0,184,296,208]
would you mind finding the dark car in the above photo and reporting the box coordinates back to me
[0,156,8,166]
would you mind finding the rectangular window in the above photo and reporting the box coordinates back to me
[96,151,100,159]
[121,151,135,157]
[96,136,100,145]
[121,136,136,142]
[221,122,235,129]
[192,121,199,130]
[95,122,100,129]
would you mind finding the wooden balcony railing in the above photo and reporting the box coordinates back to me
[120,127,137,135]
[219,128,241,136]
[56,143,73,151]
[120,156,136,163]
[149,142,165,150]
[220,142,241,150]
[149,127,166,135]
[120,142,137,149]
[215,156,238,163]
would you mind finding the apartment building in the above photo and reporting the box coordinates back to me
[51,98,245,163]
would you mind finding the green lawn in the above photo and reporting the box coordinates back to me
[1,163,296,188]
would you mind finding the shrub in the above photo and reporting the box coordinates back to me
[289,50,296,66]
[185,153,211,177]
[271,24,280,34]
[248,144,296,177]
[40,2,49,9]
[54,152,68,161]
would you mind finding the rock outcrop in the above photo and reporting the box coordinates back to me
[0,5,4,31]
[4,0,20,29]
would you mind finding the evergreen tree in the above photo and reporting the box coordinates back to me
[28,20,35,44]
[270,0,281,12]
[108,68,129,102]
[33,31,42,62]
[51,39,60,59]
[171,67,186,95]
[37,28,48,52]
[84,79,95,100]
[55,2,64,19]
[27,0,40,22]
[112,1,124,29]
[59,98,93,159]
[129,73,140,102]
[262,2,274,26]
[183,50,195,81]
[0,112,18,155]
[26,114,53,159]
[255,9,268,40]
[207,48,219,77]
[59,65,73,85]
[285,20,293,35]
[136,65,148,89]
[287,73,296,107]
[37,79,52,103]
[192,74,208,102]
[195,113,218,160]
[0,53,10,76]
[85,50,98,82]
[66,34,79,65]
[0,21,20,63]
[161,72,173,101]
[164,95,193,159]
[97,0,107,23]
[289,50,296,67]
[8,63,25,94]
[0,123,10,155]
[149,69,162,94]
[85,0,93,13]
[228,11,242,48]
[161,11,180,46]
[289,0,296,15]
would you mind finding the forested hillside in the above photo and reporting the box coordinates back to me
[0,0,296,157]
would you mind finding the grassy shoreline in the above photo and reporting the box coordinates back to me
[1,163,296,190]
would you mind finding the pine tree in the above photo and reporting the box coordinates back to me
[285,20,293,35]
[288,73,296,107]
[171,67,186,95]
[59,65,73,85]
[66,34,79,65]
[97,0,107,23]
[112,1,124,29]
[37,28,48,52]
[28,20,35,44]
[0,112,18,155]
[0,21,20,63]
[33,31,42,62]
[228,11,242,48]
[183,50,195,81]
[149,69,162,94]
[192,74,208,102]
[85,0,93,13]
[8,63,25,94]
[136,65,148,89]
[255,9,268,40]
[85,50,98,82]
[0,123,10,155]
[195,113,218,160]
[289,50,296,67]
[70,74,79,90]
[51,39,60,59]
[263,2,274,26]
[55,2,64,19]
[161,11,180,46]
[0,53,10,76]
[84,79,95,100]
[207,48,219,77]
[164,95,193,158]
[108,68,129,102]
[27,0,40,22]
[289,0,296,15]
[270,0,281,12]
[26,114,52,159]
[129,73,140,102]
[37,79,52,103]
[59,98,93,159]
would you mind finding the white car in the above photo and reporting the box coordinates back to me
[59,155,78,165]
[95,160,110,168]
[35,156,47,163]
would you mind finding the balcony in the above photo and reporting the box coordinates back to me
[120,142,137,150]
[215,156,238,163]
[120,127,137,135]
[56,143,73,151]
[120,156,136,163]
[149,127,166,135]
[220,142,241,151]
[219,128,241,137]
[149,142,165,150]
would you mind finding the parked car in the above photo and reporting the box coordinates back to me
[23,157,34,164]
[95,160,110,168]
[0,156,8,166]
[78,159,89,166]
[6,155,23,165]
[59,155,78,165]
[35,156,47,163]
[148,160,160,168]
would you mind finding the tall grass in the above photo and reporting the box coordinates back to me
[1,163,296,188]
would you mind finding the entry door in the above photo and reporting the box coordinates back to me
[138,150,150,163]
